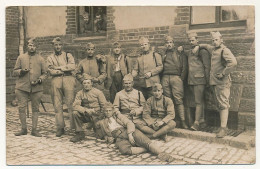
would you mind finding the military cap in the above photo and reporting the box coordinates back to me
[86,42,95,49]
[28,38,37,45]
[139,37,149,44]
[152,83,163,91]
[123,74,133,81]
[113,41,121,48]
[81,73,93,82]
[104,102,114,110]
[188,32,198,39]
[210,31,222,39]
[52,37,62,44]
[165,35,174,42]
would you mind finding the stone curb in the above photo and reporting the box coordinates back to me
[168,128,255,150]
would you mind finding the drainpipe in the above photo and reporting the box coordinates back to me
[18,6,25,55]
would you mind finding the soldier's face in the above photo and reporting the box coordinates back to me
[82,80,93,91]
[123,80,134,92]
[87,47,95,57]
[189,37,198,47]
[105,107,114,118]
[28,43,36,53]
[212,37,223,48]
[165,40,174,49]
[53,42,62,53]
[140,42,150,52]
[153,88,163,99]
[113,46,121,55]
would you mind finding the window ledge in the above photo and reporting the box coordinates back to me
[73,36,106,43]
[187,26,247,34]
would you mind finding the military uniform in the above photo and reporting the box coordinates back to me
[13,38,47,136]
[98,111,163,156]
[71,87,107,139]
[105,43,131,103]
[132,54,163,100]
[141,95,176,138]
[161,47,188,126]
[47,38,76,133]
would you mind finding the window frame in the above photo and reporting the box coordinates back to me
[189,6,247,29]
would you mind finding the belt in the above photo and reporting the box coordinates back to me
[53,72,73,77]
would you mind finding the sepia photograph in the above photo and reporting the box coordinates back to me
[5,5,256,166]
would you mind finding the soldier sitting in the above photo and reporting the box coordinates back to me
[98,102,174,162]
[70,74,107,143]
[140,83,176,142]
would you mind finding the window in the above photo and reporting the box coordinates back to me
[77,6,107,37]
[190,6,247,29]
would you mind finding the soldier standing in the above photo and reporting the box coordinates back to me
[132,37,163,100]
[13,38,47,137]
[105,41,131,103]
[70,74,107,142]
[75,42,107,91]
[187,32,210,131]
[199,32,237,138]
[113,74,147,129]
[47,37,76,137]
[142,83,176,142]
[161,36,188,129]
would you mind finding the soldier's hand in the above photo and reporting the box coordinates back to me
[86,108,95,115]
[106,136,115,144]
[152,123,160,130]
[128,133,136,146]
[129,109,136,116]
[144,72,152,79]
[31,79,42,86]
[20,69,30,77]
[215,73,224,80]
[155,121,164,127]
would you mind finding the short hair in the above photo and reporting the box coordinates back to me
[86,42,95,49]
[152,83,163,91]
[52,37,62,44]
[104,102,114,110]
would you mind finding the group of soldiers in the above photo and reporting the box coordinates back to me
[12,31,237,161]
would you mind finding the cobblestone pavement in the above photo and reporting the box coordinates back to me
[6,105,256,165]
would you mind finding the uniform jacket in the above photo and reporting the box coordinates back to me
[143,95,175,126]
[187,48,211,85]
[200,44,237,85]
[98,111,136,137]
[105,53,130,89]
[73,88,107,117]
[75,56,107,83]
[162,49,188,81]
[47,51,76,77]
[132,51,163,88]
[13,52,48,93]
[113,89,146,123]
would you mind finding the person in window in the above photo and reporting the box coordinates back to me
[94,7,107,32]
[13,38,48,137]
[141,83,176,142]
[198,32,237,138]
[79,12,93,34]
[161,36,188,129]
[186,32,210,131]
[70,74,107,142]
[47,37,76,137]
[105,41,131,103]
[97,102,174,162]
[75,42,107,91]
[132,37,163,100]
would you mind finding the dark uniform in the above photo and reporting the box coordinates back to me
[132,37,163,100]
[105,42,131,103]
[13,38,48,137]
[161,36,188,128]
[47,37,76,136]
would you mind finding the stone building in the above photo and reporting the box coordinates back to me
[6,6,255,130]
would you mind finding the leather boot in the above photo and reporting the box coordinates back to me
[56,128,65,137]
[70,131,85,143]
[181,120,188,129]
[152,125,171,139]
[14,128,27,136]
[177,104,188,129]
[31,129,42,137]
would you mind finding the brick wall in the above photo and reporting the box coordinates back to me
[174,6,190,25]
[6,6,20,102]
[66,6,77,35]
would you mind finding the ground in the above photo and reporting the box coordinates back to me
[6,105,255,165]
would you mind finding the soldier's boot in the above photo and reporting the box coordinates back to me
[152,125,171,139]
[15,112,27,136]
[70,131,85,143]
[216,127,228,138]
[56,128,65,137]
[177,104,188,129]
[31,112,42,137]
